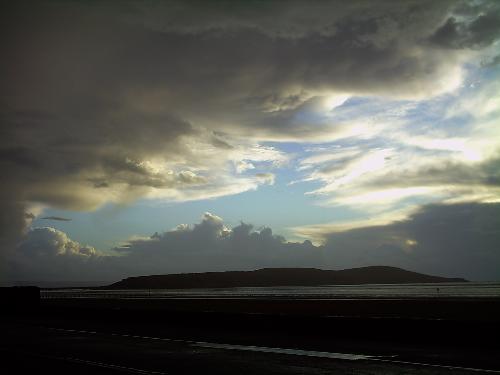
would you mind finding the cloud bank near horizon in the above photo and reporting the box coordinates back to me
[5,204,499,283]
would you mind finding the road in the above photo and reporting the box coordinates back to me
[2,317,499,375]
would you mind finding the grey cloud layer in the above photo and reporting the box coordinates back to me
[2,1,500,257]
[429,4,500,49]
[5,204,500,283]
[363,155,500,189]
[321,203,500,281]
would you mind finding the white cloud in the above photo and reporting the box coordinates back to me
[235,160,255,174]
[291,70,500,215]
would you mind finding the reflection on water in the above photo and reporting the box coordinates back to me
[41,282,500,299]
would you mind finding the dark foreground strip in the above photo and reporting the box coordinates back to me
[371,358,500,374]
[0,348,166,375]
[54,356,167,374]
[45,327,500,373]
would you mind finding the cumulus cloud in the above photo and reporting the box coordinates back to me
[5,213,321,282]
[6,227,101,282]
[17,227,97,258]
[113,212,322,275]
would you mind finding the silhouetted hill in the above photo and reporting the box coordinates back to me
[107,266,466,289]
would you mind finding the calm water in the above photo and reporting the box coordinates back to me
[41,282,500,299]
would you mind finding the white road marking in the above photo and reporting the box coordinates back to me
[45,327,372,360]
[194,342,375,360]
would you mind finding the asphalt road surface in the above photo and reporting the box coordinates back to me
[2,318,499,375]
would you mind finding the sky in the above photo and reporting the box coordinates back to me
[1,0,500,284]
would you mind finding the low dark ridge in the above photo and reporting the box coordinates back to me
[106,266,466,289]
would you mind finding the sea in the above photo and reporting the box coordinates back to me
[41,282,500,299]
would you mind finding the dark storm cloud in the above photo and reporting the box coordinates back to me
[1,0,499,256]
[322,203,500,281]
[364,154,500,189]
[429,3,500,49]
[0,199,35,278]
[0,201,31,254]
